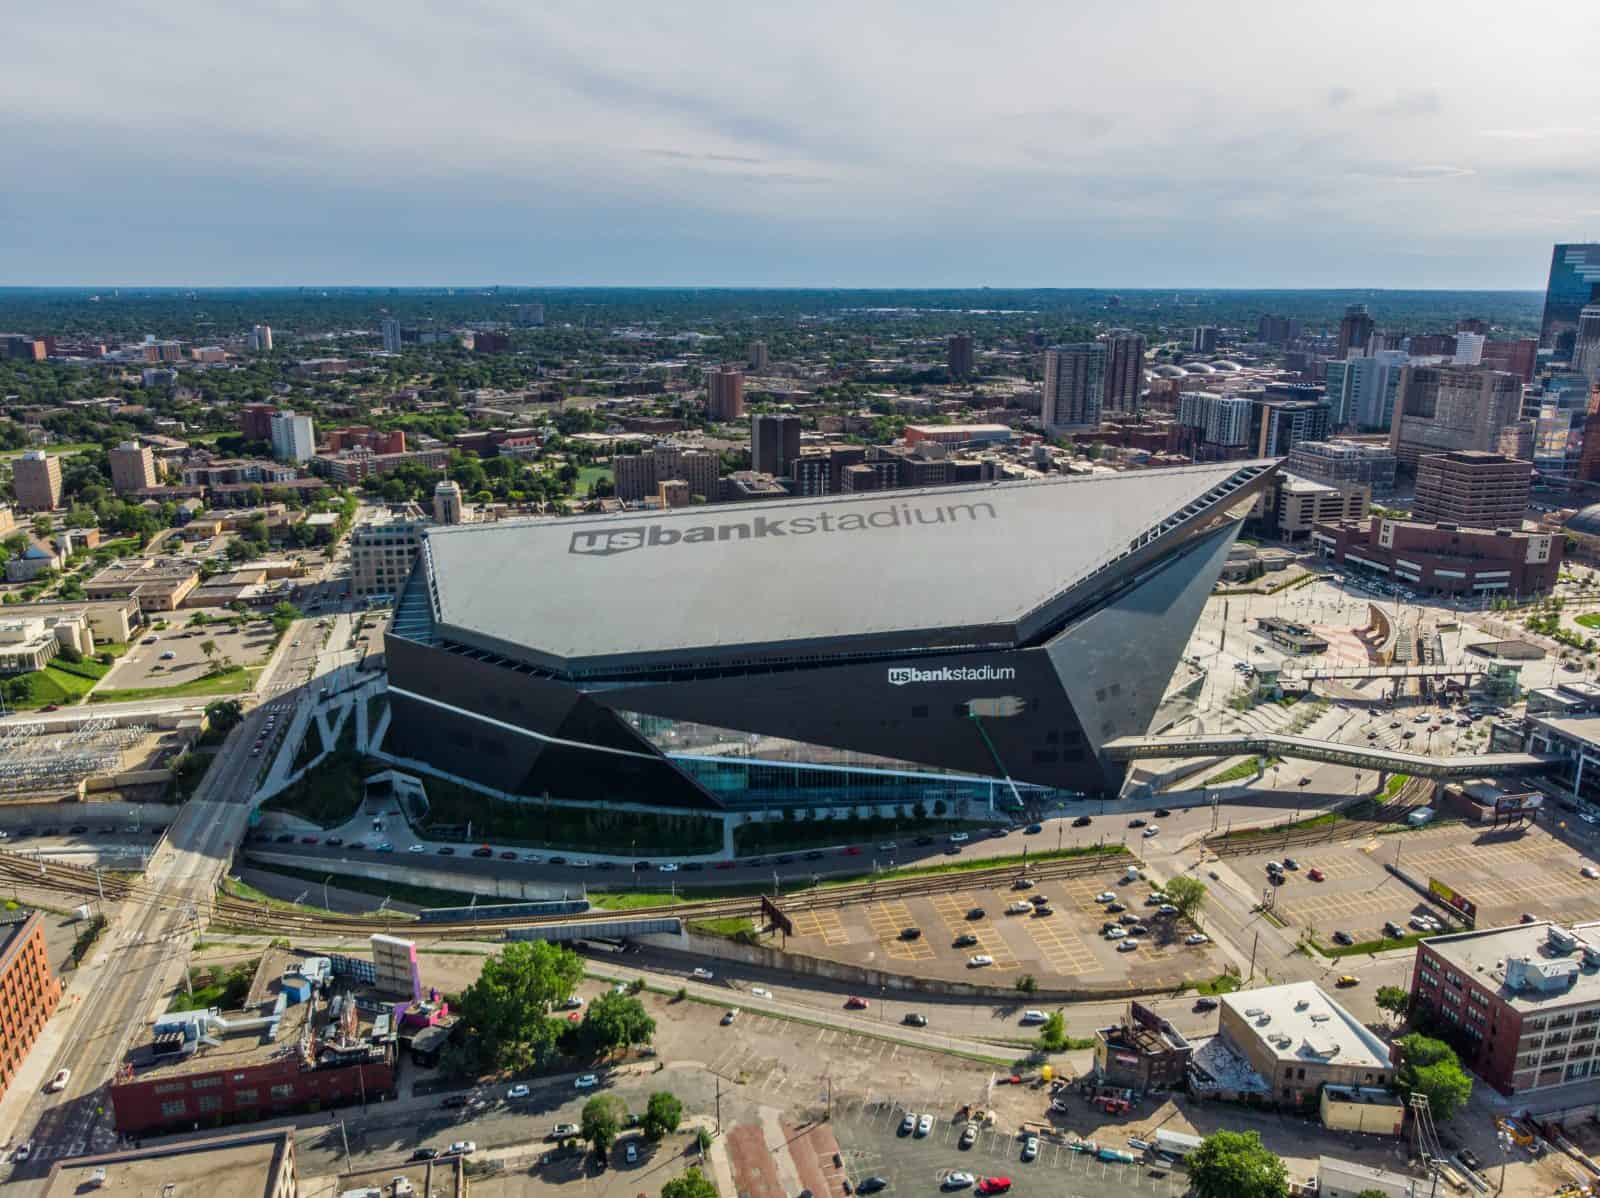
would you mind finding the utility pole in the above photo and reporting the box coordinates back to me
[340,1118,352,1173]
[715,1072,722,1133]
[1248,929,1259,981]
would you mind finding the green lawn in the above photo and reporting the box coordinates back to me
[1204,756,1277,786]
[576,466,613,496]
[0,442,100,461]
[1577,613,1600,630]
[90,665,259,703]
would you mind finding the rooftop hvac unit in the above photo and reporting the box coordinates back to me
[1310,1013,1331,1023]
[1549,926,1578,952]
[1583,945,1600,968]
[1244,1008,1263,1017]
[1295,1000,1309,1011]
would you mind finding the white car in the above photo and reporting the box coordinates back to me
[1019,1009,1047,1024]
[659,863,678,873]
[507,1084,530,1100]
[691,967,714,980]
[569,858,591,868]
[1584,867,1600,880]
[941,1173,974,1190]
[1104,926,1127,939]
[624,1142,639,1164]
[408,844,426,853]
[751,987,772,998]
[1185,933,1210,946]
[1022,1135,1040,1162]
[948,832,969,844]
[967,954,994,967]
[47,1068,70,1092]
[1094,892,1117,903]
[1117,938,1141,952]
[1158,904,1179,916]
[916,1113,934,1137]
[1007,901,1033,914]
[1142,826,1159,838]
[901,1112,917,1135]
[575,1074,599,1089]
[448,1140,476,1155]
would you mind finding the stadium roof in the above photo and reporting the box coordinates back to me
[421,461,1274,671]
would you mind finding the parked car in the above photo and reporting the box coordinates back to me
[1117,939,1140,952]
[551,1123,579,1139]
[845,996,869,1009]
[1307,868,1325,881]
[976,1178,1011,1195]
[967,954,994,967]
[410,1147,439,1161]
[47,1068,70,1092]
[1142,826,1159,838]
[1021,1136,1039,1162]
[900,1113,917,1135]
[507,1084,530,1100]
[1128,818,1146,828]
[691,967,714,980]
[1192,997,1218,1011]
[960,1123,979,1148]
[941,1173,974,1190]
[1104,926,1127,940]
[1336,975,1360,988]
[916,1114,934,1137]
[1072,815,1091,827]
[902,1013,927,1027]
[1185,933,1210,946]
[1333,930,1354,945]
[857,1177,889,1194]
[900,927,922,941]
[575,1074,599,1089]
[447,1141,476,1156]
[953,933,978,948]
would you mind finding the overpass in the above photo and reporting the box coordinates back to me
[1279,663,1494,683]
[1102,732,1556,780]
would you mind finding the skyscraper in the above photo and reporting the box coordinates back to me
[269,411,315,463]
[1540,244,1600,352]
[381,317,402,353]
[1453,332,1485,365]
[1257,314,1302,345]
[1101,331,1146,416]
[1573,306,1600,382]
[947,333,974,380]
[747,339,769,372]
[1325,350,1406,431]
[1337,305,1375,359]
[1040,344,1105,433]
[1190,326,1218,354]
[247,324,272,353]
[751,413,801,478]
[705,367,745,422]
[1389,365,1523,469]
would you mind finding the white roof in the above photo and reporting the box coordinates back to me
[1220,981,1392,1071]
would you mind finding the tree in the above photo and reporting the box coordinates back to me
[1165,876,1207,920]
[662,1168,718,1198]
[199,638,219,672]
[1037,1011,1068,1053]
[1356,1191,1390,1198]
[1396,1033,1473,1121]
[581,1093,625,1154]
[1189,1130,1288,1198]
[580,991,657,1055]
[205,699,243,733]
[1374,985,1410,1022]
[454,940,583,1069]
[643,1090,683,1139]
[1014,973,1038,993]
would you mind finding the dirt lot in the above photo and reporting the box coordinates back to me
[782,865,1222,990]
[1230,819,1600,943]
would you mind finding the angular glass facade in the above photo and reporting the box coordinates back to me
[1541,244,1600,355]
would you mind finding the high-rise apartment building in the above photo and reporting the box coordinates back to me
[1257,314,1302,345]
[380,317,402,352]
[433,479,464,525]
[751,413,801,478]
[1176,391,1253,449]
[11,451,61,511]
[1190,326,1218,354]
[1101,331,1145,416]
[1284,440,1398,495]
[947,333,974,380]
[509,302,545,327]
[1412,451,1532,528]
[1337,304,1375,359]
[0,909,62,1106]
[1573,306,1600,382]
[350,511,425,599]
[108,440,158,495]
[747,339,769,372]
[1454,331,1486,365]
[1041,344,1105,433]
[613,444,721,502]
[1324,351,1406,431]
[268,411,315,463]
[705,367,745,421]
[1253,399,1331,458]
[1540,244,1600,352]
[1389,365,1524,469]
[239,403,278,443]
[247,324,273,352]
[1481,337,1538,384]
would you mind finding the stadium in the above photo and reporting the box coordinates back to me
[382,461,1277,813]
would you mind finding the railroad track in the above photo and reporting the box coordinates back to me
[1204,776,1433,858]
[1,844,1139,942]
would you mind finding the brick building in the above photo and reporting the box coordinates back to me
[0,909,63,1105]
[1412,451,1532,529]
[1312,516,1561,596]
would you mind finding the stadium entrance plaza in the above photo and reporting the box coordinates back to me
[1223,816,1600,942]
[781,862,1223,989]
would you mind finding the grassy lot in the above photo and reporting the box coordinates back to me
[1192,972,1243,996]
[1577,613,1600,630]
[91,665,259,703]
[1204,756,1276,786]
[0,442,100,461]
[168,960,258,1012]
[857,842,1127,885]
[687,915,755,938]
[1309,931,1427,958]
[221,875,386,921]
[575,466,613,496]
[1380,773,1411,802]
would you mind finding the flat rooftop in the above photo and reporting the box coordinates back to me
[1421,919,1600,1012]
[1220,981,1392,1071]
[1529,713,1600,746]
[421,460,1274,667]
[42,1128,293,1198]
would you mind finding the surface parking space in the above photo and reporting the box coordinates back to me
[791,908,849,946]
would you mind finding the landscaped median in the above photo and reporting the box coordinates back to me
[90,664,260,703]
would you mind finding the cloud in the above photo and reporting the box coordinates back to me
[1327,87,1354,109]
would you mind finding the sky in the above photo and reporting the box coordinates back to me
[4,0,1600,288]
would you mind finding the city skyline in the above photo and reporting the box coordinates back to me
[4,1,1600,288]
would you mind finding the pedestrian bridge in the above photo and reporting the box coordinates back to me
[1101,732,1557,780]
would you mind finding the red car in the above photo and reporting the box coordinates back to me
[977,1179,1011,1196]
[715,861,737,870]
[845,996,869,1010]
[842,846,862,856]
[1308,868,1325,881]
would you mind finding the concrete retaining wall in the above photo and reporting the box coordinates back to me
[636,928,1190,1004]
[83,769,175,793]
[241,849,581,902]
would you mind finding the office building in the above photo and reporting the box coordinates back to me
[1101,331,1145,416]
[433,479,465,525]
[472,330,510,354]
[1285,440,1398,496]
[268,411,315,463]
[903,424,1012,448]
[1410,919,1600,1096]
[1389,365,1524,469]
[1190,326,1218,354]
[383,461,1277,810]
[1500,420,1536,461]
[108,440,159,495]
[705,367,745,421]
[350,511,427,599]
[747,339,769,372]
[1254,398,1330,458]
[381,316,402,352]
[718,471,789,502]
[1453,331,1486,365]
[1482,337,1539,384]
[1413,451,1532,528]
[1535,382,1599,482]
[1312,516,1560,596]
[84,559,201,610]
[790,453,833,496]
[1041,343,1105,433]
[1212,982,1393,1105]
[0,909,62,1106]
[247,324,273,352]
[751,413,802,478]
[1260,473,1369,541]
[42,1129,298,1198]
[1337,304,1376,359]
[325,426,406,455]
[1574,306,1600,382]
[1540,244,1600,353]
[509,302,545,327]
[947,333,974,380]
[1257,314,1302,345]
[11,451,61,511]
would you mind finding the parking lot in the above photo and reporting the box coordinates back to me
[830,1093,1186,1198]
[97,610,280,692]
[1230,817,1600,942]
[784,864,1221,990]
